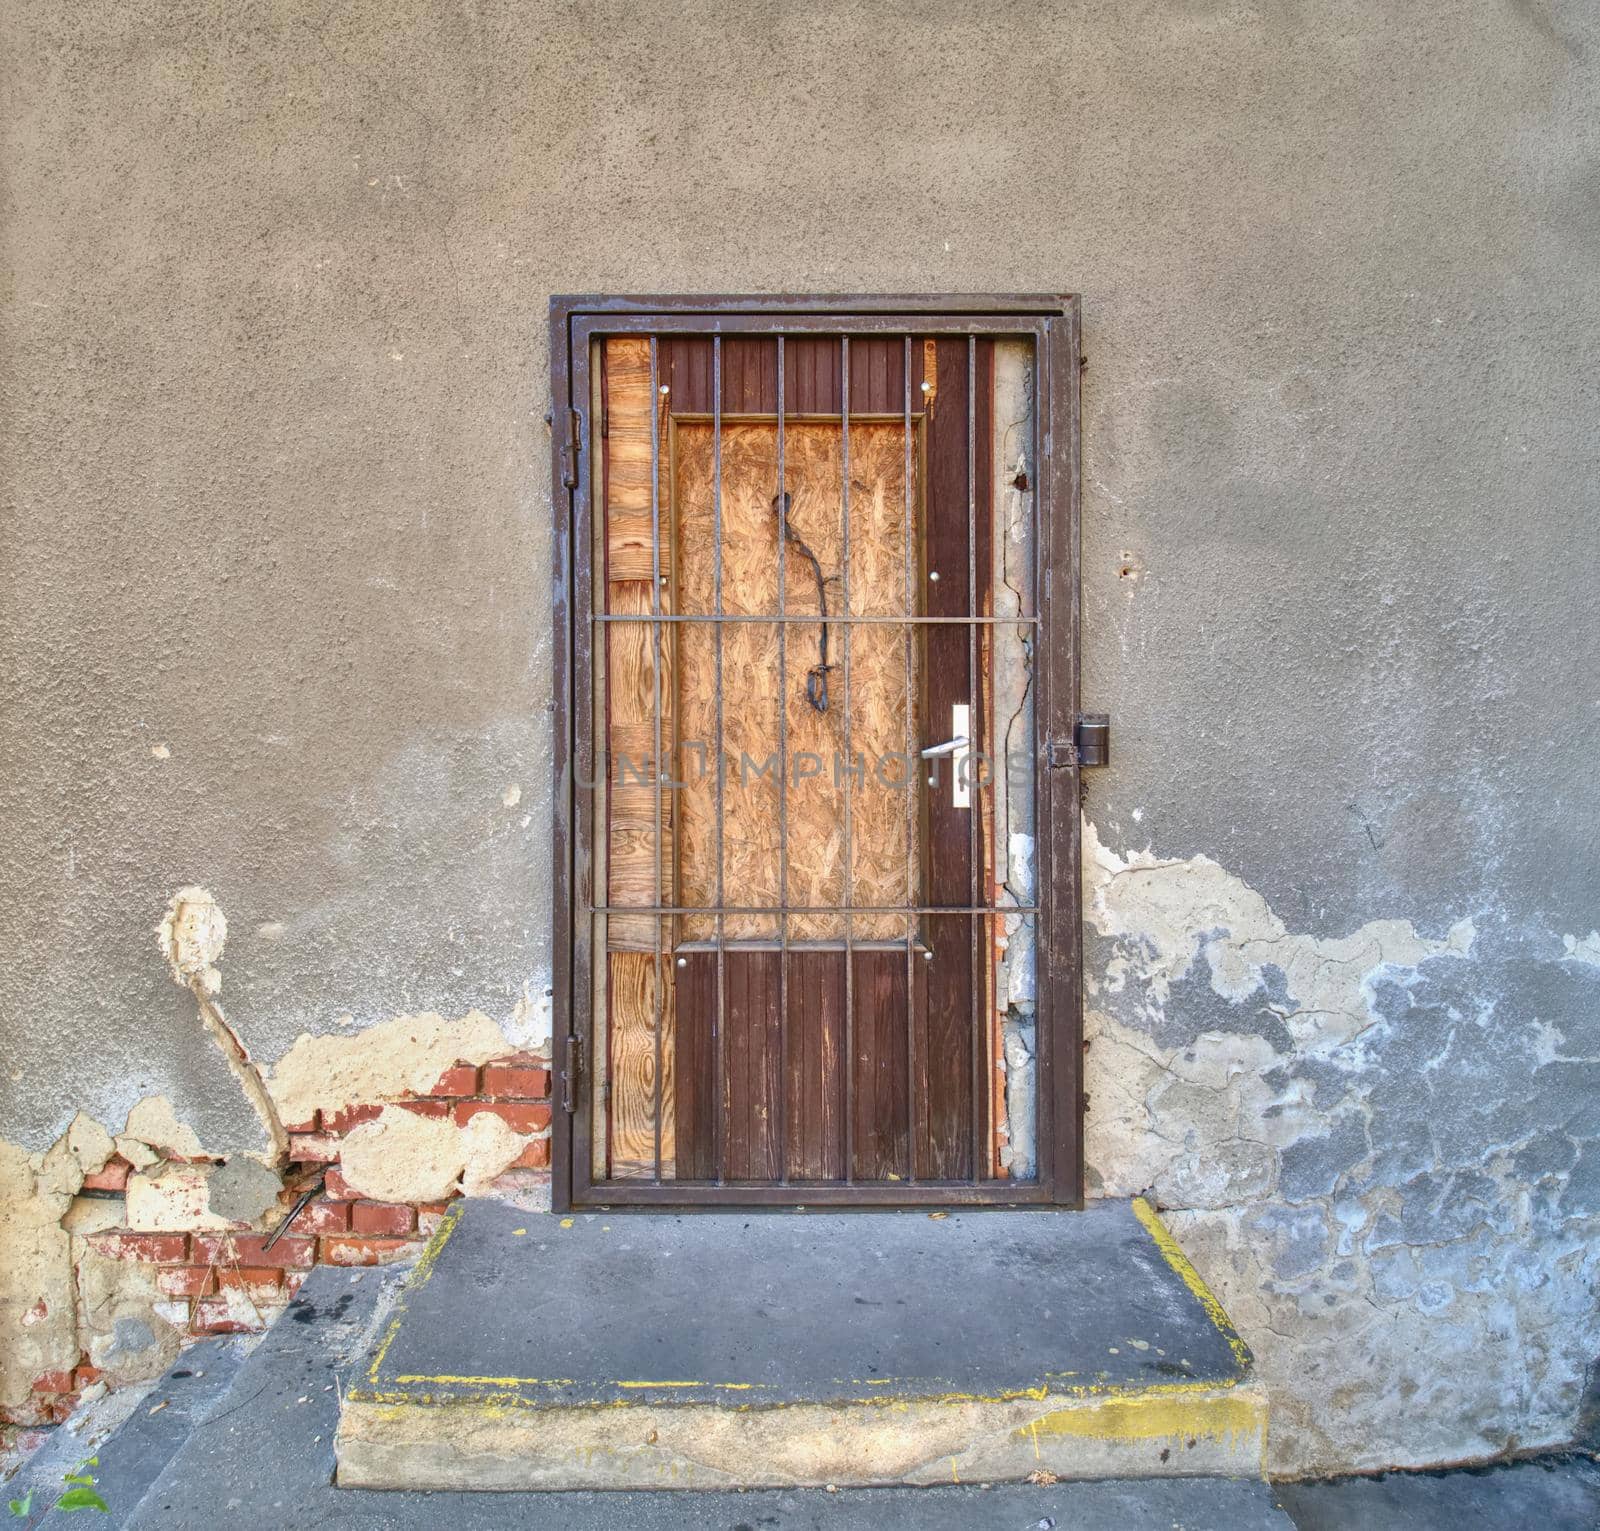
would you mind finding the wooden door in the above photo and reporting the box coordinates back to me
[550,297,1083,1208]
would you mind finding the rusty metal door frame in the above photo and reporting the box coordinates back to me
[549,295,1083,1211]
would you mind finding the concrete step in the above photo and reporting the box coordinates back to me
[336,1196,1267,1491]
[67,1261,1288,1528]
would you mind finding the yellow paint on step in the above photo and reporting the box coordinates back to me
[560,1217,574,1228]
[512,1228,526,1236]
[366,1199,467,1383]
[1018,1390,1263,1447]
[1130,1196,1252,1370]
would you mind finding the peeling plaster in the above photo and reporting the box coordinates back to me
[157,888,288,1166]
[337,1104,535,1204]
[267,1011,525,1127]
[1082,817,1600,1475]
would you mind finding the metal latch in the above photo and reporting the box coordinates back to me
[1075,713,1110,768]
[1048,714,1111,770]
[561,1034,583,1113]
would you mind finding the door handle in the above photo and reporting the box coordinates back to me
[922,704,972,808]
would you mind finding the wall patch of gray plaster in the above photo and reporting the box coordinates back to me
[1082,817,1600,1474]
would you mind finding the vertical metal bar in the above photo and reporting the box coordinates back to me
[776,335,789,1183]
[841,336,854,1184]
[649,338,665,1183]
[967,335,983,1181]
[713,336,727,1185]
[902,335,917,1185]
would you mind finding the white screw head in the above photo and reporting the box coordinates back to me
[929,570,940,583]
[920,382,932,393]
[923,948,934,960]
[676,957,687,968]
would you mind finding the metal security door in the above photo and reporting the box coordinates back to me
[550,296,1084,1209]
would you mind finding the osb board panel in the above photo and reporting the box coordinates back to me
[607,951,675,1179]
[672,419,921,941]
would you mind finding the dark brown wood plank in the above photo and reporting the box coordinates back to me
[917,336,975,1181]
[842,337,904,414]
[783,338,840,415]
[725,949,781,1180]
[784,950,844,1179]
[851,949,910,1181]
[674,952,717,1179]
[662,336,713,414]
[722,338,777,414]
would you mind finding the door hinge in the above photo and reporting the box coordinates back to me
[559,407,582,490]
[561,1034,583,1113]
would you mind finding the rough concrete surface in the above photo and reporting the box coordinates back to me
[2,0,1598,1478]
[337,1198,1263,1489]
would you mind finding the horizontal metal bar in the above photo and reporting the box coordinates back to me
[574,314,1051,341]
[667,412,925,426]
[574,1181,1060,1207]
[673,939,926,953]
[592,614,1038,626]
[557,292,1075,317]
[590,904,1033,916]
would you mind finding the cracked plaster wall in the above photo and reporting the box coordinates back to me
[1084,823,1600,1473]
[1,0,1597,1474]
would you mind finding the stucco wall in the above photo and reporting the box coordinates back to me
[1,0,1597,1475]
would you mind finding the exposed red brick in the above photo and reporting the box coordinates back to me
[81,1159,131,1193]
[319,1235,419,1267]
[88,1232,189,1264]
[514,1138,552,1170]
[481,1064,551,1100]
[323,1167,358,1201]
[31,1370,75,1395]
[322,1103,384,1136]
[217,1265,283,1291]
[190,1300,260,1335]
[393,1098,451,1119]
[287,1198,350,1235]
[287,1133,342,1164]
[191,1233,315,1270]
[157,1266,216,1298]
[284,1271,307,1297]
[351,1201,414,1235]
[72,1365,103,1389]
[428,1063,480,1098]
[454,1100,551,1134]
[281,1114,320,1134]
[39,1394,80,1423]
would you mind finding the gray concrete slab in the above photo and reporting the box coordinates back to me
[1276,1454,1600,1530]
[117,1265,1291,1529]
[364,1198,1248,1409]
[1,1337,251,1528]
[336,1198,1266,1490]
